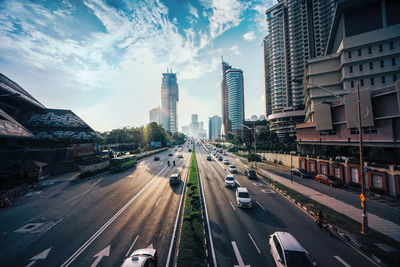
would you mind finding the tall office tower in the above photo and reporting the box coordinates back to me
[209,115,222,140]
[221,58,232,133]
[264,0,336,139]
[160,68,179,133]
[226,68,245,135]
[149,107,160,124]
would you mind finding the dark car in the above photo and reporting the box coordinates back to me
[154,156,160,161]
[290,168,312,178]
[188,149,192,152]
[245,168,257,179]
[315,174,344,187]
[168,153,173,156]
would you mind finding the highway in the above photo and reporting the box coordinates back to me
[196,142,375,267]
[0,145,191,267]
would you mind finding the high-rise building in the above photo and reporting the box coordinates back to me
[226,68,245,135]
[208,115,222,140]
[149,107,160,124]
[160,69,179,133]
[221,58,232,133]
[263,0,337,139]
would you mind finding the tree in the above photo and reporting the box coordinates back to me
[226,132,234,142]
[144,122,169,146]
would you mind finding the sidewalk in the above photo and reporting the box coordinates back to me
[38,171,80,186]
[256,167,400,243]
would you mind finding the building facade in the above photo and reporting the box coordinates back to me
[149,107,160,124]
[221,59,232,133]
[226,68,245,135]
[161,69,179,133]
[209,115,222,140]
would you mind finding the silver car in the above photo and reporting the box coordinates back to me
[121,248,157,267]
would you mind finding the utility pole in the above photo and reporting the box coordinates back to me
[357,83,368,234]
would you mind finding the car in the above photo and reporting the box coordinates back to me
[315,174,344,187]
[168,153,173,156]
[153,156,160,161]
[121,248,157,267]
[290,168,312,178]
[224,175,236,187]
[235,187,252,208]
[188,149,192,152]
[178,154,183,158]
[229,165,238,173]
[218,156,223,161]
[223,159,229,165]
[269,232,315,267]
[206,155,212,161]
[223,151,227,156]
[169,173,181,185]
[244,168,257,179]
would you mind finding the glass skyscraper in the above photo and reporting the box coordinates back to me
[161,69,179,133]
[226,68,244,134]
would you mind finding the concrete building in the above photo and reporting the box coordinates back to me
[161,69,179,133]
[149,107,160,124]
[209,115,222,141]
[226,68,245,135]
[263,0,337,139]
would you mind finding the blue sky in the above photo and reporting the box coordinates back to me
[0,0,275,132]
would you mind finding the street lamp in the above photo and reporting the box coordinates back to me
[293,78,368,234]
[242,124,256,153]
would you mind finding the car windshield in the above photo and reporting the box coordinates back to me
[226,176,234,181]
[238,192,249,198]
[284,250,312,266]
[320,175,330,179]
[230,165,235,168]
[248,170,255,174]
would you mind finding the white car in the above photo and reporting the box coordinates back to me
[223,159,229,165]
[121,248,157,267]
[225,175,236,187]
[229,165,237,173]
[235,187,252,208]
[269,232,315,267]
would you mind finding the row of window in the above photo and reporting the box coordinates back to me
[349,58,396,73]
[319,127,378,136]
[348,41,395,59]
[350,74,398,88]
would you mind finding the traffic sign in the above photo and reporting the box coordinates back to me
[360,193,365,202]
[361,201,364,208]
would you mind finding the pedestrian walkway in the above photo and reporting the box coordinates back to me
[257,167,400,243]
[38,171,80,186]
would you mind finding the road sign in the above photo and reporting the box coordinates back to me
[360,193,365,202]
[361,201,364,208]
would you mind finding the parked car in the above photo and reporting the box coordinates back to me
[245,168,257,179]
[121,248,157,267]
[168,153,173,156]
[223,159,229,165]
[229,165,238,173]
[315,174,344,187]
[178,154,183,158]
[290,168,312,178]
[269,232,314,267]
[206,155,212,161]
[225,175,236,187]
[235,187,252,208]
[218,156,223,161]
[154,156,160,161]
[169,173,181,185]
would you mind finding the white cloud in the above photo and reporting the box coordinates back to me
[188,3,199,19]
[229,45,242,55]
[243,31,256,41]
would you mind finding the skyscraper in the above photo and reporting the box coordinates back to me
[208,115,222,141]
[263,0,337,139]
[226,68,245,135]
[149,107,160,124]
[160,69,179,133]
[221,58,232,133]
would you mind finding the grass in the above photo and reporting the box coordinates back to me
[259,173,400,266]
[177,150,206,267]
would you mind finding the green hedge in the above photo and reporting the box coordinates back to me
[177,151,206,267]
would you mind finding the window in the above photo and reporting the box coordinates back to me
[363,127,377,134]
[351,128,359,134]
[368,47,372,54]
[350,66,353,73]
[358,49,361,56]
[379,44,383,52]
[300,161,305,169]
[273,236,284,259]
[371,77,375,85]
[350,81,354,88]
[369,62,373,70]
[351,168,359,183]
[309,162,315,172]
[320,165,327,175]
[380,60,384,68]
[372,174,383,189]
[348,51,352,59]
[392,58,396,66]
[334,167,341,179]
[394,74,398,82]
[359,64,363,71]
[390,41,394,50]
[382,76,386,84]
[360,79,364,87]
[320,129,337,136]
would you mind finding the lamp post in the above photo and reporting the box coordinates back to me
[293,78,368,234]
[242,124,256,153]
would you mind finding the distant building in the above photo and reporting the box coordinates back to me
[208,115,222,140]
[149,107,160,124]
[250,115,258,121]
[259,115,266,121]
[161,69,179,133]
[221,59,232,133]
[182,125,189,136]
[226,68,245,135]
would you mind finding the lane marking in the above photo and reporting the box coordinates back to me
[90,245,110,267]
[219,184,224,190]
[60,166,167,267]
[255,201,265,211]
[125,235,139,257]
[155,197,161,207]
[334,256,351,267]
[231,241,250,267]
[248,233,261,254]
[229,200,236,211]
[62,189,91,205]
[260,189,275,194]
[26,247,52,267]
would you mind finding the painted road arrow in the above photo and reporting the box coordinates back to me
[231,241,250,267]
[26,247,52,267]
[90,245,110,267]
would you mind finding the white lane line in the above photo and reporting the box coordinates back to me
[334,256,351,267]
[61,166,167,267]
[125,235,139,257]
[248,233,261,254]
[229,200,236,211]
[219,184,224,190]
[63,189,91,205]
[255,201,266,211]
[155,197,161,207]
[231,241,249,267]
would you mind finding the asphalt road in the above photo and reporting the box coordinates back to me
[197,143,375,267]
[0,145,191,267]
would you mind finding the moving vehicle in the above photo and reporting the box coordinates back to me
[269,232,314,267]
[290,168,312,178]
[223,159,229,165]
[235,187,252,208]
[169,173,181,185]
[245,168,257,179]
[229,165,237,173]
[168,153,173,156]
[206,155,212,161]
[218,156,223,161]
[110,155,137,172]
[188,149,192,152]
[223,151,227,156]
[225,175,236,187]
[121,248,157,267]
[178,154,183,158]
[315,174,344,187]
[154,156,160,161]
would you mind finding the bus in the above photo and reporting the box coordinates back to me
[109,154,137,172]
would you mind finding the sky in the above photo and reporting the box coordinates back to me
[0,0,276,132]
